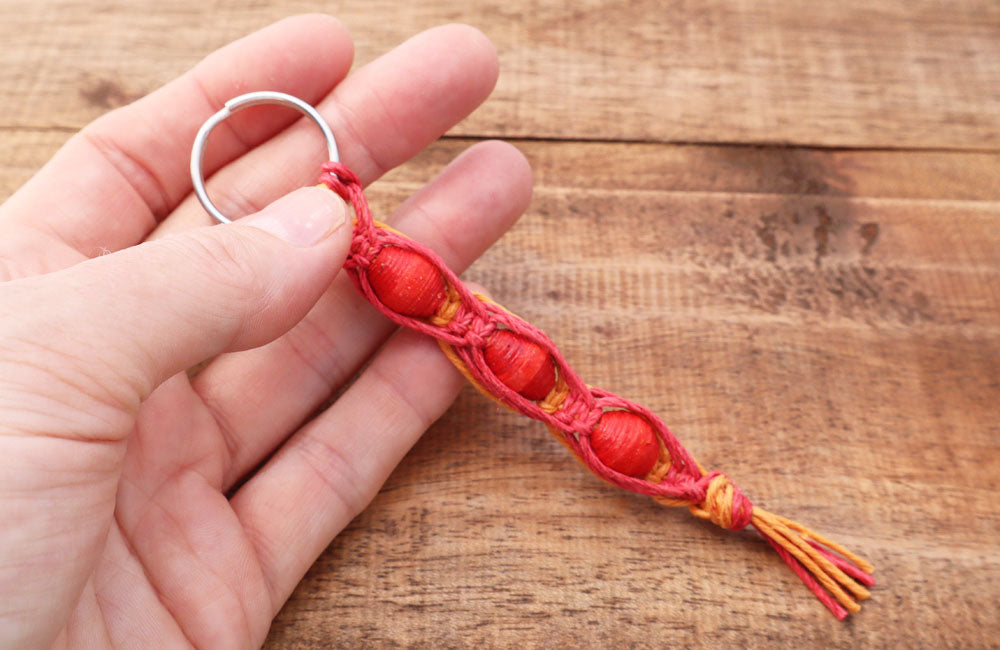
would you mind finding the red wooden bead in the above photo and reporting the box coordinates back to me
[590,411,659,477]
[368,247,447,318]
[483,330,556,400]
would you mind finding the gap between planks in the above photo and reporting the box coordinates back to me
[3,125,1000,155]
[442,134,1000,156]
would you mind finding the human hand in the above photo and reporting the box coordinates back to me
[0,15,531,648]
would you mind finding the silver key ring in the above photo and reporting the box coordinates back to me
[190,91,340,224]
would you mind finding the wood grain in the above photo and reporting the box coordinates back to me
[1,1,999,148]
[1,0,999,647]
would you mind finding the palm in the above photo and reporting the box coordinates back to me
[0,16,531,648]
[109,378,270,646]
[68,376,272,646]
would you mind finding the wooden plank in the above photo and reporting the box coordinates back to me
[1,1,998,149]
[259,139,999,646]
[394,138,1000,201]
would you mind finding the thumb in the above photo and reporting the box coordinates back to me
[1,186,351,432]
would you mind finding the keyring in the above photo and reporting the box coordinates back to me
[190,91,340,224]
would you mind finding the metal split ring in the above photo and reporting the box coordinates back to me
[190,91,339,224]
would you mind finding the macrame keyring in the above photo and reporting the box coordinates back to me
[191,92,876,620]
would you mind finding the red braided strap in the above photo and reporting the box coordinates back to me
[319,161,875,620]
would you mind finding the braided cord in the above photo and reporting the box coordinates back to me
[319,162,875,619]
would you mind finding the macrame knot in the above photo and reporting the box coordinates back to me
[466,316,496,348]
[689,472,754,531]
[440,303,493,347]
[554,392,600,434]
[319,161,361,197]
[345,235,376,270]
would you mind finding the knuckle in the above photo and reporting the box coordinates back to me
[146,230,274,348]
[164,230,272,314]
[295,434,370,521]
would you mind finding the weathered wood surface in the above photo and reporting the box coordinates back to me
[1,1,999,148]
[1,0,999,647]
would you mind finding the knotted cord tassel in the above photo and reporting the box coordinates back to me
[319,161,876,619]
[682,473,875,619]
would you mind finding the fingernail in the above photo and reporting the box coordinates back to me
[241,186,346,247]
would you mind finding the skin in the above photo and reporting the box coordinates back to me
[0,15,531,648]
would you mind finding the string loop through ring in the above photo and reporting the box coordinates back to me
[190,91,340,224]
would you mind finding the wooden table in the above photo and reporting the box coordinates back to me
[2,1,998,646]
